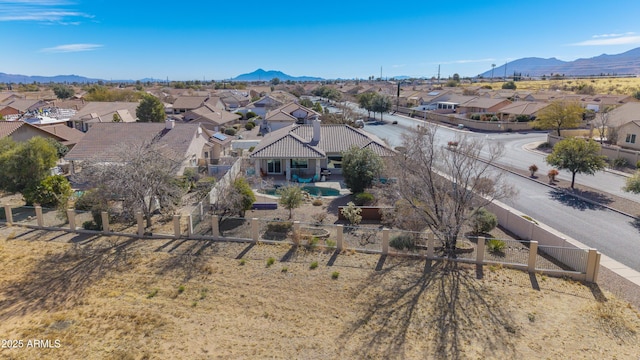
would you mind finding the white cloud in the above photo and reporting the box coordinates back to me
[0,1,92,24]
[41,43,103,53]
[571,34,640,46]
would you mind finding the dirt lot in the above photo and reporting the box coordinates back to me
[0,225,639,359]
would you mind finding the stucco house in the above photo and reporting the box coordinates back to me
[70,101,139,132]
[65,120,212,175]
[260,102,322,133]
[0,121,84,149]
[250,120,395,182]
[617,120,640,151]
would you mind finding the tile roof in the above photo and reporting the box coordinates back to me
[36,124,85,145]
[497,101,550,115]
[0,121,25,138]
[184,105,241,126]
[173,96,208,110]
[250,123,395,159]
[71,101,140,122]
[65,122,201,162]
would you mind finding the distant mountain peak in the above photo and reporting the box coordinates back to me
[232,69,323,82]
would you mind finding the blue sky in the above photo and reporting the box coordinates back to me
[2,0,640,80]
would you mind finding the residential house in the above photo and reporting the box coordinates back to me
[65,121,212,176]
[497,101,550,121]
[218,91,251,111]
[0,99,48,119]
[70,101,140,131]
[172,96,209,114]
[617,121,640,151]
[260,102,322,133]
[183,103,241,131]
[243,95,285,119]
[457,97,511,115]
[605,102,640,128]
[250,120,395,182]
[0,121,84,149]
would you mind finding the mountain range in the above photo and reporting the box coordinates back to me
[231,69,323,82]
[2,47,640,83]
[479,47,640,78]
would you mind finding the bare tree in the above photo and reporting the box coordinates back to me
[380,125,515,257]
[593,106,612,144]
[75,141,186,228]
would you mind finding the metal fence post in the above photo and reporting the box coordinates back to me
[336,224,344,251]
[173,214,181,238]
[476,236,485,264]
[528,241,538,272]
[35,206,43,227]
[211,215,219,238]
[3,205,13,225]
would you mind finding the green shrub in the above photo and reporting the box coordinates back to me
[612,157,628,169]
[326,239,336,248]
[487,239,506,254]
[224,128,237,136]
[536,142,551,150]
[235,111,244,120]
[636,160,640,169]
[309,261,319,269]
[26,175,73,208]
[340,201,362,225]
[471,207,498,235]
[266,221,293,233]
[147,289,158,298]
[177,285,185,294]
[266,257,276,267]
[389,234,417,251]
[246,111,257,119]
[331,271,340,279]
[239,259,246,266]
[281,266,288,273]
[82,220,101,230]
[354,192,374,206]
[245,122,255,130]
[248,146,255,152]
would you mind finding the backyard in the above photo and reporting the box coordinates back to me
[0,226,639,359]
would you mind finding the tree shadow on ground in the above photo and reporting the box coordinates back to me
[0,237,138,320]
[326,195,353,222]
[548,189,607,211]
[630,217,640,233]
[337,259,518,359]
[153,240,217,283]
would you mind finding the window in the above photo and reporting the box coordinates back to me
[267,159,281,173]
[291,159,308,169]
[626,134,637,144]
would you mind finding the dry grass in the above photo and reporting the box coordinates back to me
[470,77,640,95]
[0,227,639,359]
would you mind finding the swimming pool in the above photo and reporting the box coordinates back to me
[259,186,341,197]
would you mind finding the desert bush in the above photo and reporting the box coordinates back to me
[389,234,417,251]
[244,122,255,130]
[82,220,101,230]
[354,192,374,206]
[224,128,236,136]
[528,164,538,176]
[312,198,323,206]
[636,160,640,169]
[487,238,506,254]
[471,207,498,235]
[537,142,551,150]
[245,111,257,119]
[266,221,292,233]
[309,261,319,269]
[340,201,362,225]
[548,169,559,182]
[331,271,340,279]
[612,157,629,169]
[311,212,327,224]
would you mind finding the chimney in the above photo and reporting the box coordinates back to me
[165,119,175,130]
[312,119,321,144]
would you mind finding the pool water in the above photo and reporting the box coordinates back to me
[260,186,341,197]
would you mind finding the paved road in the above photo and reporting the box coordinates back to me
[355,109,640,271]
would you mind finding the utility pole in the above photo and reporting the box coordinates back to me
[437,65,441,84]
[380,66,382,80]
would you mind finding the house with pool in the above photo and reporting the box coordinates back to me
[249,119,395,182]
